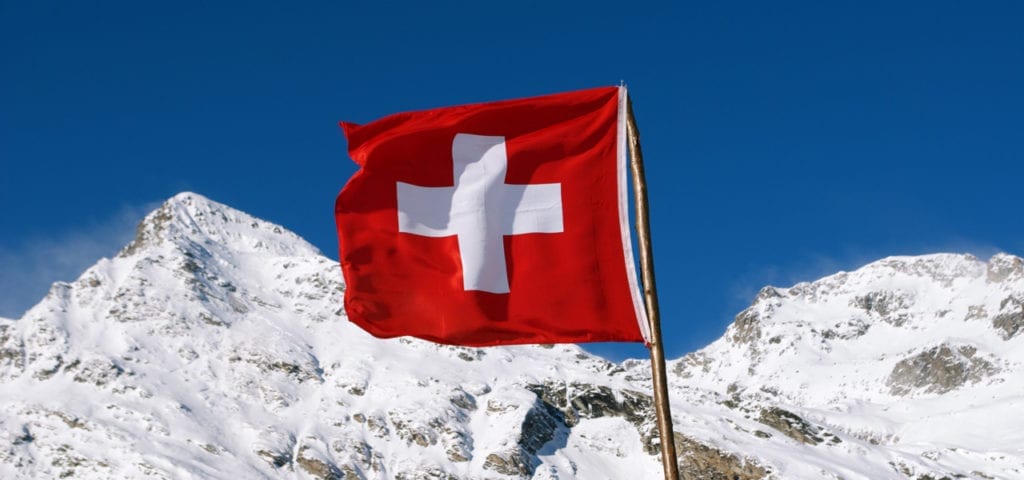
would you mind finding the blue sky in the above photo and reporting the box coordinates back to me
[2,1,1022,361]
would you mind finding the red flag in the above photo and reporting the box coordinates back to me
[336,86,650,346]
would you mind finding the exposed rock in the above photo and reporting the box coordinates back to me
[964,305,988,321]
[296,445,344,480]
[672,352,711,378]
[338,465,363,480]
[444,345,484,362]
[482,397,560,476]
[526,381,656,451]
[519,399,560,454]
[255,449,291,469]
[118,203,175,257]
[852,290,911,326]
[675,434,769,480]
[50,410,88,430]
[485,399,516,413]
[887,344,998,396]
[69,358,126,386]
[987,253,1023,283]
[228,349,322,384]
[757,407,824,445]
[755,286,783,301]
[49,443,91,479]
[0,323,25,375]
[483,451,531,477]
[394,469,458,480]
[729,308,763,345]
[873,254,984,287]
[389,412,438,447]
[330,438,384,477]
[821,318,871,340]
[992,296,1024,340]
[443,431,471,463]
[448,388,477,411]
[365,415,390,438]
[482,381,664,477]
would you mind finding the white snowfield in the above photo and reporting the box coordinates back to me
[0,192,1021,479]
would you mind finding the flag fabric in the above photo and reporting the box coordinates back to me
[335,86,650,346]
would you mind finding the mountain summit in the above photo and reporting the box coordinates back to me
[1,193,1022,479]
[668,252,1024,478]
[0,193,665,479]
[118,191,321,258]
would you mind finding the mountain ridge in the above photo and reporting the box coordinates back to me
[1,192,1021,479]
[668,247,1023,478]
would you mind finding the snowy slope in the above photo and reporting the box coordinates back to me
[1,192,1022,479]
[666,253,1024,479]
[0,193,666,480]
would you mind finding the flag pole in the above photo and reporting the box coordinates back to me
[626,92,681,480]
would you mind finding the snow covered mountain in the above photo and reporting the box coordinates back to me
[1,192,1021,479]
[667,253,1024,479]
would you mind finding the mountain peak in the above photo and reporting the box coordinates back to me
[858,253,985,283]
[3,192,671,479]
[118,192,320,258]
[4,193,1023,479]
[987,252,1024,283]
[846,252,1022,288]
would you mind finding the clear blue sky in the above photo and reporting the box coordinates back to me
[2,1,1022,361]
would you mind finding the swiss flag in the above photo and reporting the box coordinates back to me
[336,86,649,346]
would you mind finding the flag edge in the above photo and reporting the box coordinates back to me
[617,86,652,343]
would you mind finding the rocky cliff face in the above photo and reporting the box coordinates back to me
[1,193,1021,479]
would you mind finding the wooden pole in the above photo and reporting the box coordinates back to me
[626,92,681,480]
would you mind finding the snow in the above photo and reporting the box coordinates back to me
[669,253,1024,478]
[1,192,1022,479]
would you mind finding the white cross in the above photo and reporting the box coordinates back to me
[396,133,564,294]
